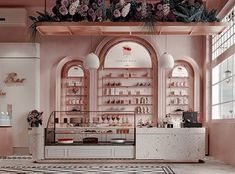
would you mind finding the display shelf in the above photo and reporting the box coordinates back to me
[66,86,87,88]
[168,86,189,88]
[46,141,135,146]
[61,61,89,119]
[36,22,227,36]
[102,85,152,88]
[168,104,189,106]
[166,61,194,121]
[99,104,152,106]
[66,95,87,97]
[66,103,87,105]
[168,95,188,97]
[102,76,152,79]
[99,95,152,97]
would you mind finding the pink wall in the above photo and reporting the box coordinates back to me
[209,122,235,165]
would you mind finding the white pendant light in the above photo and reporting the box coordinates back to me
[83,36,100,70]
[160,36,174,69]
[83,53,100,70]
[160,52,174,69]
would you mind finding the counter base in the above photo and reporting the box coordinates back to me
[45,145,135,159]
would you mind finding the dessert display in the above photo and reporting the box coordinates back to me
[111,138,126,144]
[58,138,74,144]
[83,137,98,144]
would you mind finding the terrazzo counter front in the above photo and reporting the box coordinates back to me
[136,128,205,162]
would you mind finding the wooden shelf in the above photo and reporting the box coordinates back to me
[103,85,152,88]
[66,95,87,97]
[169,86,189,88]
[100,95,152,97]
[168,95,188,97]
[102,76,152,79]
[36,22,227,36]
[100,104,152,106]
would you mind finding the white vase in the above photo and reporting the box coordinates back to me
[31,126,44,161]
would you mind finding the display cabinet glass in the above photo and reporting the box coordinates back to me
[45,111,136,146]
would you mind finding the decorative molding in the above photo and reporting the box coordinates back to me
[4,73,26,84]
[36,22,227,36]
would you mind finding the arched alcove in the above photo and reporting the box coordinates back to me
[55,58,89,124]
[165,60,195,127]
[97,37,158,125]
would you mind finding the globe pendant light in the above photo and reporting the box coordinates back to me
[83,52,100,70]
[160,52,174,69]
[83,36,100,70]
[160,36,174,69]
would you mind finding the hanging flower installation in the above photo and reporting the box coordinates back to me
[29,0,220,37]
[30,0,219,23]
[51,0,106,22]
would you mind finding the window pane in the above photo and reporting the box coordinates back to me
[221,79,233,103]
[220,57,233,81]
[221,102,233,119]
[212,105,220,119]
[212,84,220,105]
[212,65,220,84]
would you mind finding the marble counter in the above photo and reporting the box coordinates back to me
[136,128,205,162]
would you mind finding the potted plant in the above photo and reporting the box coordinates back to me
[27,110,43,127]
[27,110,44,161]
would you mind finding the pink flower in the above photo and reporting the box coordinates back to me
[69,0,79,15]
[157,4,163,11]
[136,6,142,12]
[121,3,131,17]
[156,10,164,20]
[96,8,103,18]
[88,8,95,16]
[97,0,103,7]
[113,9,121,18]
[59,5,68,15]
[162,4,170,16]
[81,5,89,12]
[61,0,69,7]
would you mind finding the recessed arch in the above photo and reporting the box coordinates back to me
[96,36,159,125]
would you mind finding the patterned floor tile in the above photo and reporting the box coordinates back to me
[0,165,174,174]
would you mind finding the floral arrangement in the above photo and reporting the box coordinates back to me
[29,0,220,37]
[27,110,43,127]
[52,0,106,22]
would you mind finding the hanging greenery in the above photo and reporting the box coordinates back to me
[29,0,220,38]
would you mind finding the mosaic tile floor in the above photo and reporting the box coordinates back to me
[0,165,174,174]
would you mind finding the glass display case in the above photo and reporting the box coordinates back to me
[45,111,136,146]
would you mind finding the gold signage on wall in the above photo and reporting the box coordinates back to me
[4,73,26,84]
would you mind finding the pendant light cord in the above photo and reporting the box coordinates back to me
[44,0,47,13]
[165,35,168,54]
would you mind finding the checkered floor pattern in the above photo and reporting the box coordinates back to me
[0,165,175,174]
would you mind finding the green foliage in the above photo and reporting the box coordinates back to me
[170,0,219,22]
[201,9,220,22]
[29,11,57,40]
